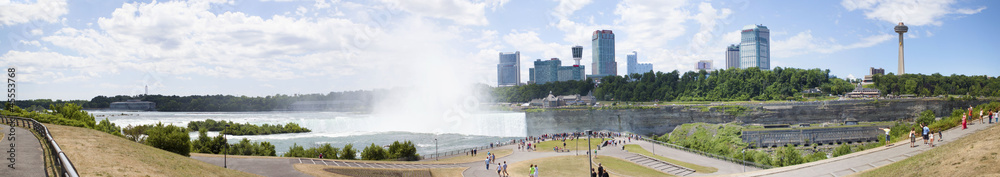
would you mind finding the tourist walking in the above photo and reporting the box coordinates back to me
[880,127,892,147]
[989,110,994,124]
[929,131,935,147]
[909,128,916,148]
[922,124,930,144]
[502,161,508,176]
[591,169,597,177]
[981,110,986,124]
[533,164,539,177]
[937,128,943,142]
[962,115,968,130]
[497,163,502,176]
[528,164,536,177]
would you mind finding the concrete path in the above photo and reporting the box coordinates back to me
[192,155,311,177]
[729,119,996,177]
[0,124,45,177]
[291,158,466,168]
[629,138,760,176]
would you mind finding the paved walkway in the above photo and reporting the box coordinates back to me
[0,124,45,177]
[727,119,996,177]
[192,155,311,177]
[629,138,760,176]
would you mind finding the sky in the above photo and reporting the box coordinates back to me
[1,0,997,100]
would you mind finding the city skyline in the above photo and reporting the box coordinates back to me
[1,0,998,100]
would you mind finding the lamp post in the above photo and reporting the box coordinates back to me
[587,130,593,172]
[224,124,229,168]
[435,138,438,161]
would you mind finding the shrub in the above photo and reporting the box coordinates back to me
[145,123,191,156]
[916,110,935,127]
[361,143,388,160]
[832,144,852,157]
[95,118,123,137]
[387,141,419,161]
[122,124,150,143]
[283,143,337,159]
[773,145,804,167]
[341,144,357,160]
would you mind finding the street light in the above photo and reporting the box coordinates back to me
[587,130,593,172]
[435,138,438,161]
[224,124,230,168]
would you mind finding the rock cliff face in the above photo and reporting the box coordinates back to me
[525,99,994,136]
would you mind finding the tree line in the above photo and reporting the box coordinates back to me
[187,119,311,135]
[492,67,855,102]
[873,73,1000,97]
[10,90,377,112]
[282,140,419,161]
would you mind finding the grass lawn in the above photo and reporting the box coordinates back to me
[533,138,610,152]
[855,124,1000,177]
[623,144,718,173]
[46,124,256,177]
[508,155,671,177]
[293,163,465,177]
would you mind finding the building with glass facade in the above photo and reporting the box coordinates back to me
[697,60,713,71]
[726,44,740,69]
[497,51,520,86]
[529,58,585,84]
[626,51,653,75]
[591,30,617,77]
[740,24,770,70]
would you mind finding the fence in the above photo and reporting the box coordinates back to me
[639,137,774,170]
[1,116,80,177]
[742,126,881,148]
[418,140,516,161]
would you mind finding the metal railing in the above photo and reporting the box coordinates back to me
[640,137,774,170]
[419,140,516,161]
[1,116,80,177]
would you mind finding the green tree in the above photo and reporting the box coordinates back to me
[145,123,191,156]
[341,144,357,160]
[361,143,388,160]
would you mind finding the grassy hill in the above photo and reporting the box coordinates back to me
[856,124,1000,176]
[46,124,257,177]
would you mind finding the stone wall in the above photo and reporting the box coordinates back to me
[525,99,995,136]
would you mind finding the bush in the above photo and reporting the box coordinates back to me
[145,123,191,156]
[805,151,827,162]
[361,143,388,160]
[773,145,804,167]
[283,143,337,159]
[387,141,419,161]
[188,119,311,135]
[341,144,357,160]
[832,144,852,157]
[122,124,151,143]
[95,118,123,137]
[916,110,935,126]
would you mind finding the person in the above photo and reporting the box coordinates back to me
[922,124,930,144]
[533,164,539,177]
[929,131,935,147]
[591,169,597,177]
[529,164,537,177]
[486,157,490,170]
[502,161,508,176]
[981,110,986,124]
[962,115,968,130]
[989,110,994,124]
[880,127,892,147]
[909,128,916,148]
[937,128,943,142]
[597,163,604,176]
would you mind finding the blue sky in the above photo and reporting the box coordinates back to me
[1,0,996,100]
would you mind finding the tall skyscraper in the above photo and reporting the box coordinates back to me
[591,30,617,77]
[626,51,653,75]
[572,45,583,65]
[497,52,520,86]
[726,44,740,69]
[697,60,713,71]
[740,24,770,70]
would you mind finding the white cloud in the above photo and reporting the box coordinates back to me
[36,1,371,81]
[379,0,490,25]
[552,0,592,19]
[18,40,40,46]
[0,51,108,83]
[0,0,68,26]
[842,0,987,26]
[771,30,893,58]
[614,0,689,50]
[30,29,43,35]
[503,30,566,60]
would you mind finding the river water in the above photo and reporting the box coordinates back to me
[92,111,526,156]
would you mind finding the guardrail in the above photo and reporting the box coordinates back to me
[1,116,80,177]
[418,140,516,161]
[639,137,773,170]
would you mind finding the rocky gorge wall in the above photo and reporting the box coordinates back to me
[524,99,996,136]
